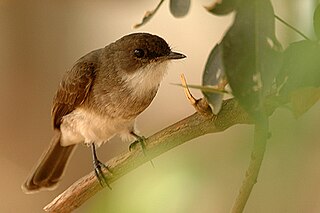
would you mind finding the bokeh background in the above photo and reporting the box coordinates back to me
[1,0,320,212]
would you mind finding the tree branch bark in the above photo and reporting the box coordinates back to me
[44,98,252,212]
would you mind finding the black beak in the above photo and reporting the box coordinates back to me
[167,51,186,60]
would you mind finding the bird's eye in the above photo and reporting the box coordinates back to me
[134,49,145,58]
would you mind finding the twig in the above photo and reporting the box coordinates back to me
[134,0,165,28]
[274,14,310,40]
[230,114,269,213]
[44,98,252,212]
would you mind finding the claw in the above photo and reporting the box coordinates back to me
[129,132,155,168]
[129,133,146,153]
[94,159,111,188]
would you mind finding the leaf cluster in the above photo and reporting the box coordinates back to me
[136,0,320,119]
[204,0,320,119]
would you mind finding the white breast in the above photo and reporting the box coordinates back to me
[60,108,135,147]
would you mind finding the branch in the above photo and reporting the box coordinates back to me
[44,98,252,212]
[231,114,269,213]
[134,0,165,28]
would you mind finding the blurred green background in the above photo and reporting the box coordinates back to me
[1,0,319,212]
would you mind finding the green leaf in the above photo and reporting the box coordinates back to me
[314,4,320,40]
[134,0,165,28]
[202,43,226,114]
[290,87,320,118]
[221,0,281,117]
[205,0,240,16]
[170,0,190,18]
[277,40,320,99]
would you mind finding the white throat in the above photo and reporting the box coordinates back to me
[122,61,169,96]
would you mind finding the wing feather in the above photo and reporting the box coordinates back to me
[51,61,96,129]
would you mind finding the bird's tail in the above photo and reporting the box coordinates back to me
[22,130,76,194]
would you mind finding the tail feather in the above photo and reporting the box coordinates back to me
[22,130,76,194]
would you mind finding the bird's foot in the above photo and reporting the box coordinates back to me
[129,132,155,168]
[93,159,112,189]
[129,133,147,153]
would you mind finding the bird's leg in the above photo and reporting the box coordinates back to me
[91,143,112,189]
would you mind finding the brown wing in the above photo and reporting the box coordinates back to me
[51,61,96,129]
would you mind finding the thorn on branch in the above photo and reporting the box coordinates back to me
[180,74,212,116]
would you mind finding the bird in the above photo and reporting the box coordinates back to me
[22,32,186,193]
